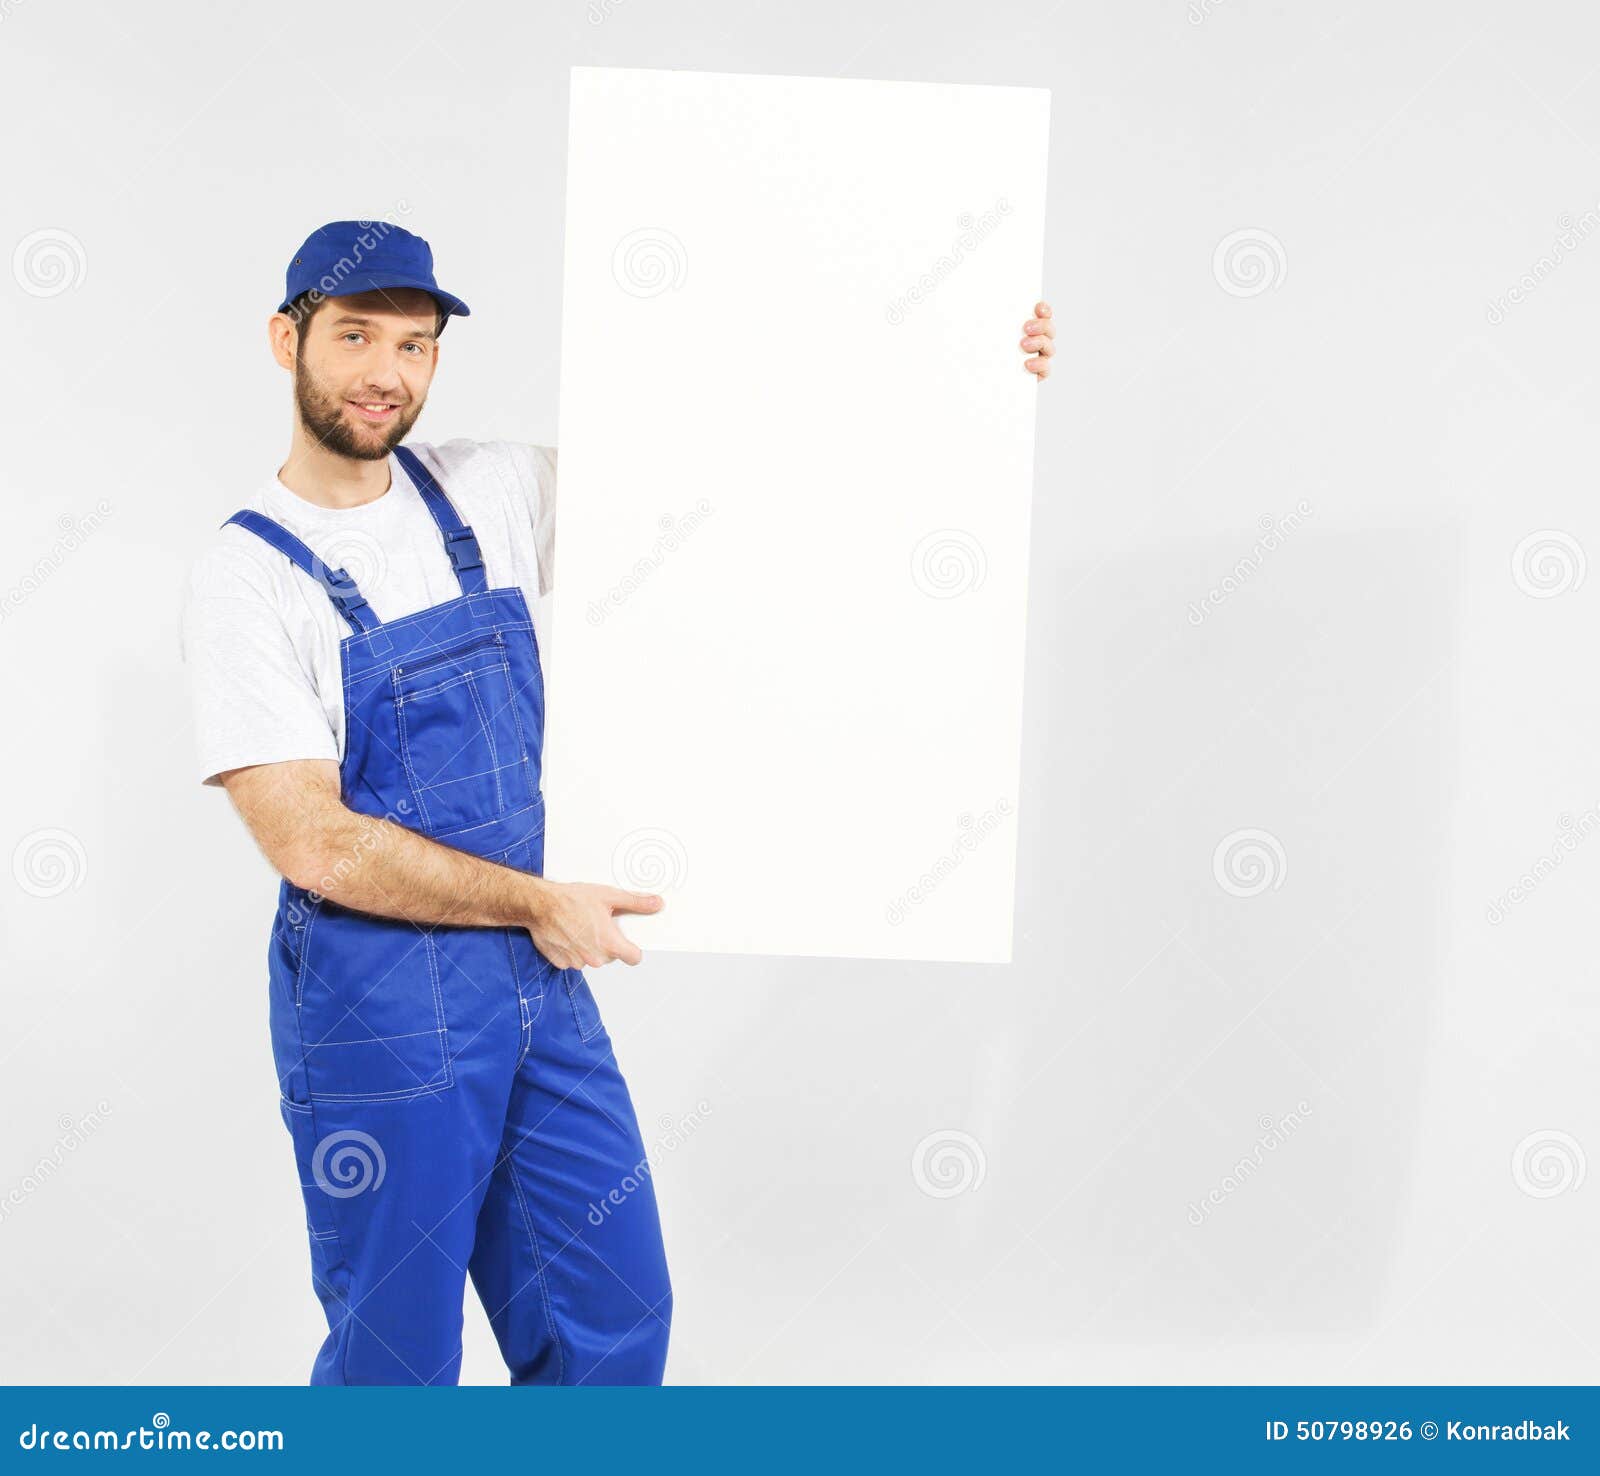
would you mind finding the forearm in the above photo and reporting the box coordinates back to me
[222,759,658,967]
[290,806,549,928]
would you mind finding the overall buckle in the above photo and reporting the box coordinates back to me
[444,525,484,575]
[318,565,370,620]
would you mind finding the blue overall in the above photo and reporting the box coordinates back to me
[225,446,672,1386]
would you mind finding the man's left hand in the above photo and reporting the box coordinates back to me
[1020,300,1055,381]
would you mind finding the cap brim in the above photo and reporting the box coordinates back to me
[277,272,470,319]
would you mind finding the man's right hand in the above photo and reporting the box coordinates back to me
[527,880,664,969]
[219,758,663,969]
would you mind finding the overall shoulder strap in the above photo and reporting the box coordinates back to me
[223,509,378,635]
[393,445,489,597]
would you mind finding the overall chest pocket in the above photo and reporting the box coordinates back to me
[394,633,534,838]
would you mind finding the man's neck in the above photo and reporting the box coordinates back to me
[276,428,394,510]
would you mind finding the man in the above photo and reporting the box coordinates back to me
[182,220,1055,1387]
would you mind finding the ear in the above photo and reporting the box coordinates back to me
[267,311,299,373]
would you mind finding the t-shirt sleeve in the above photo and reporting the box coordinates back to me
[505,442,558,596]
[181,545,338,787]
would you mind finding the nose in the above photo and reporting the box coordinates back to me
[355,372,405,402]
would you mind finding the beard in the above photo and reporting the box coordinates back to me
[293,359,423,461]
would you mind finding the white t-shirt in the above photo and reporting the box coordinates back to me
[181,438,557,787]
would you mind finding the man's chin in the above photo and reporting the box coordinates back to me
[317,412,417,461]
[346,432,402,462]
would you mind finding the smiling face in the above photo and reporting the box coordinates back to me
[285,287,441,461]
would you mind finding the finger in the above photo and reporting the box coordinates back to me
[1034,300,1052,320]
[1020,334,1055,355]
[609,889,664,915]
[609,925,643,966]
[1025,355,1051,378]
[1024,318,1055,338]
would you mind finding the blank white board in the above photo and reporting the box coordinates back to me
[546,66,1049,962]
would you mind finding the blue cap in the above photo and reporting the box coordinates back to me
[278,220,470,320]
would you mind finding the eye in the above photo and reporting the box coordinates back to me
[401,342,424,355]
[341,332,365,345]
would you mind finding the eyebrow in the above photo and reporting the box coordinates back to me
[330,313,438,340]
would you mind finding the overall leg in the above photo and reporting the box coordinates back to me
[468,967,673,1385]
[276,926,522,1386]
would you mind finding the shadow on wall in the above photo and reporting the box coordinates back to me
[979,520,1459,1342]
[642,522,1458,1376]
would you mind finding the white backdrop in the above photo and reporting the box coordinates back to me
[1,0,1595,1386]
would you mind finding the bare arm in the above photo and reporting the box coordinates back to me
[219,758,660,968]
